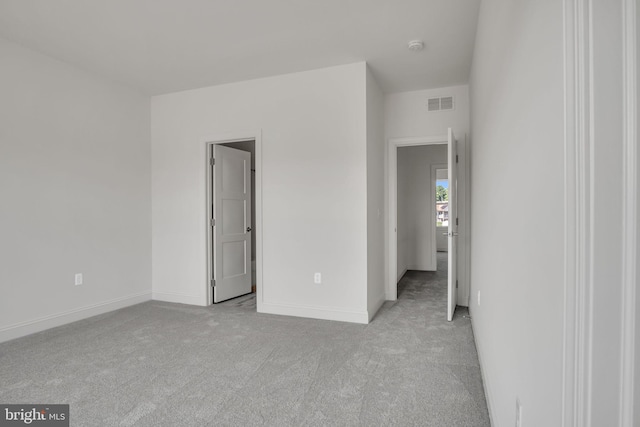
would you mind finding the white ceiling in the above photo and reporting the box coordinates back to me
[0,0,480,95]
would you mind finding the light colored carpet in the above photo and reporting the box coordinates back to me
[0,253,490,426]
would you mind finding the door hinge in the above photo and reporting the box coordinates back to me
[210,218,216,227]
[456,154,459,163]
[456,217,458,226]
[456,280,458,289]
[210,157,215,166]
[211,279,216,287]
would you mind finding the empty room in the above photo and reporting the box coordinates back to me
[0,1,638,426]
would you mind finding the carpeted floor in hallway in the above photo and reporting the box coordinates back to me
[0,252,490,426]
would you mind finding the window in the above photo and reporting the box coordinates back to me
[436,178,449,226]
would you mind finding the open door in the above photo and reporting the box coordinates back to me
[447,128,458,321]
[212,144,252,303]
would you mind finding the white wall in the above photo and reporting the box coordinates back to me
[366,67,386,319]
[0,38,152,342]
[469,0,638,425]
[588,0,635,424]
[469,2,565,425]
[435,227,448,252]
[385,86,469,138]
[397,145,447,279]
[589,1,623,422]
[385,85,470,304]
[151,62,376,323]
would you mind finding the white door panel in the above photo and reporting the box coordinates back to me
[447,128,458,321]
[213,145,252,303]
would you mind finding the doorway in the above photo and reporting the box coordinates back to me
[397,145,446,276]
[206,133,263,309]
[388,130,459,320]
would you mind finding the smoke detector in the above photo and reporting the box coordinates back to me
[407,40,424,52]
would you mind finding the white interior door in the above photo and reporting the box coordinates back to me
[212,145,252,303]
[447,128,458,321]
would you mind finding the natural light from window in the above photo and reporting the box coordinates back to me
[436,178,449,226]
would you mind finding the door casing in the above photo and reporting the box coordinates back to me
[387,134,450,301]
[205,131,263,309]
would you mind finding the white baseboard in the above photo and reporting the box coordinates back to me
[259,301,369,324]
[368,292,386,321]
[0,291,152,343]
[470,316,496,427]
[408,264,436,272]
[397,267,408,282]
[152,291,205,306]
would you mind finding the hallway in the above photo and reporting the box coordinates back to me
[0,253,489,426]
[385,252,489,426]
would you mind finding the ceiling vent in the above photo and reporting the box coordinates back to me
[427,96,455,112]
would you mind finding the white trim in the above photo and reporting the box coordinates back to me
[407,264,435,271]
[387,135,447,300]
[204,131,263,313]
[463,133,471,307]
[396,267,409,285]
[562,0,595,426]
[368,292,386,322]
[0,291,151,343]
[619,0,637,425]
[152,292,204,306]
[260,302,369,324]
[470,322,496,427]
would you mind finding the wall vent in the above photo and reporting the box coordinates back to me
[427,96,455,112]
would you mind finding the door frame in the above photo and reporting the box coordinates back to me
[561,0,638,424]
[387,135,447,300]
[205,131,263,310]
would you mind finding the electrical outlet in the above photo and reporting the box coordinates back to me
[314,273,322,284]
[477,290,481,306]
[75,273,83,286]
[515,398,523,427]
